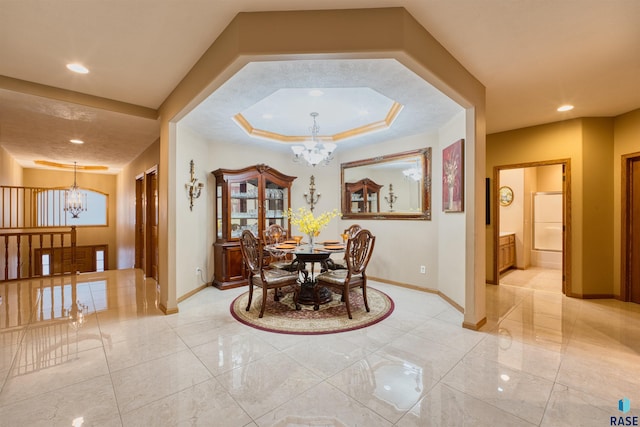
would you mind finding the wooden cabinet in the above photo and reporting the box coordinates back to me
[212,164,296,289]
[345,178,382,214]
[498,233,516,273]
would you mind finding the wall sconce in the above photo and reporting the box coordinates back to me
[384,183,398,212]
[303,175,321,212]
[185,159,204,211]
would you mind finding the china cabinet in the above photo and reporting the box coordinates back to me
[345,178,382,214]
[212,164,296,289]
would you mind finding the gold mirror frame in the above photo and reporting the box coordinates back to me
[341,148,432,220]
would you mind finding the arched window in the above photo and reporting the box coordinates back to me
[36,188,108,227]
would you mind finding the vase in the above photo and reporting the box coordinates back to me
[307,233,315,248]
[448,185,455,210]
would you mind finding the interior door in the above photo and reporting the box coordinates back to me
[134,176,144,270]
[146,169,158,281]
[629,157,640,303]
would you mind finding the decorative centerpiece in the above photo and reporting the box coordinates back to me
[286,207,340,247]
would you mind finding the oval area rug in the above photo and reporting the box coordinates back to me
[230,287,394,335]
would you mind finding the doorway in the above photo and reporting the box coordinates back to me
[493,160,571,295]
[134,174,145,270]
[622,152,640,303]
[133,166,159,281]
[146,167,159,281]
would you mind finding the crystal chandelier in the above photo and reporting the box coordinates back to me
[403,166,422,182]
[291,112,337,167]
[64,299,89,330]
[64,162,87,218]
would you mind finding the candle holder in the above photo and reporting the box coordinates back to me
[303,175,321,212]
[185,160,204,211]
[384,183,398,212]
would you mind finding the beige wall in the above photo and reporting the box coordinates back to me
[339,132,443,293]
[0,146,23,186]
[178,113,467,307]
[159,8,486,326]
[581,118,614,295]
[537,164,563,192]
[487,116,633,297]
[613,108,640,297]
[116,139,160,270]
[487,120,583,289]
[22,168,118,270]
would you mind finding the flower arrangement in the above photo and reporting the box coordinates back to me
[444,152,459,188]
[286,207,340,242]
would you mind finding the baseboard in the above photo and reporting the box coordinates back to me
[370,276,438,294]
[436,290,464,313]
[463,317,487,331]
[579,293,614,299]
[177,283,209,303]
[159,303,179,315]
[369,276,464,313]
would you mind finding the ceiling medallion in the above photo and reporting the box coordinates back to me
[291,113,336,167]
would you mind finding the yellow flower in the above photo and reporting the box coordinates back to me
[286,207,340,235]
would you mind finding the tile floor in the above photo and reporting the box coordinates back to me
[1,268,639,426]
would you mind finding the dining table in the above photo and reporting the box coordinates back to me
[266,240,346,310]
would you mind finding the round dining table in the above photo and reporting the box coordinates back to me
[266,242,345,310]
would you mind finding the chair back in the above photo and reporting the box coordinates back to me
[345,229,375,275]
[264,224,286,245]
[240,230,262,275]
[344,224,362,238]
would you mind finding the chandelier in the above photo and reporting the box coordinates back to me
[291,112,336,167]
[64,161,87,218]
[64,299,89,331]
[403,167,422,182]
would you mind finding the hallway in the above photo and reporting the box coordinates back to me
[500,267,563,293]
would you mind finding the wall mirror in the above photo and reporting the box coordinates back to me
[341,148,431,220]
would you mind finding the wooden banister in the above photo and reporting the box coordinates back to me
[0,227,77,282]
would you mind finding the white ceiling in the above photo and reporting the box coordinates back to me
[0,1,638,172]
[180,59,463,153]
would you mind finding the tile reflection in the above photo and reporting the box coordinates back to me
[1,271,161,378]
[1,269,640,426]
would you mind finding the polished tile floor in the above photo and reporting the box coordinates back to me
[1,268,639,426]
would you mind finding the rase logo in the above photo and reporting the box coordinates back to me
[611,398,638,426]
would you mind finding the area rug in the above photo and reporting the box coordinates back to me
[230,287,394,335]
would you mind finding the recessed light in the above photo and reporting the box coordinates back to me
[309,89,324,97]
[262,113,273,119]
[557,105,574,112]
[70,139,84,144]
[66,63,89,74]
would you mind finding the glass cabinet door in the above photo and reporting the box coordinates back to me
[263,178,289,236]
[351,190,364,213]
[229,178,259,239]
[367,188,378,213]
[216,183,223,239]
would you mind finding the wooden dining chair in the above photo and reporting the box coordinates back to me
[316,229,375,319]
[328,224,363,270]
[239,230,299,318]
[263,223,295,271]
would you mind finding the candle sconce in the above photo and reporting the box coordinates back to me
[303,175,321,212]
[384,183,398,212]
[185,159,204,211]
